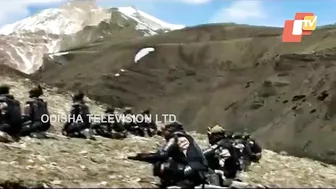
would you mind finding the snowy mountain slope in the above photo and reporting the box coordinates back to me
[0,0,111,35]
[117,7,185,36]
[0,4,184,36]
[0,32,60,74]
[0,0,184,74]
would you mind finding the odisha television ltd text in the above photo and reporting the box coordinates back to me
[39,113,177,123]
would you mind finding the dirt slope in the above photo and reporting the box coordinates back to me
[0,73,336,188]
[32,24,336,164]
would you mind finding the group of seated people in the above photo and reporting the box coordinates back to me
[0,84,157,141]
[128,123,262,188]
[1,84,263,188]
[0,84,51,140]
[61,91,157,140]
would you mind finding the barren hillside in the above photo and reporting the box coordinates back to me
[31,24,336,164]
[0,71,336,187]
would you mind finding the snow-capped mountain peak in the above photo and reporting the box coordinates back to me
[117,6,185,31]
[0,1,185,75]
[0,3,184,36]
[0,1,111,35]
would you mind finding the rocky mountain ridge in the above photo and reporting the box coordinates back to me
[0,0,184,74]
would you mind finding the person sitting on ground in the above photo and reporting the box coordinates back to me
[105,107,127,133]
[91,107,127,139]
[243,132,262,161]
[0,85,22,141]
[204,125,242,186]
[240,132,262,170]
[123,107,145,136]
[62,91,95,140]
[137,108,157,137]
[20,85,51,138]
[229,132,247,172]
[128,121,210,188]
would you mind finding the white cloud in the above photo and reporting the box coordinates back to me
[0,0,63,26]
[209,0,267,24]
[0,0,212,27]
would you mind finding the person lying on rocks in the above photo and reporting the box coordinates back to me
[20,85,51,138]
[91,107,127,139]
[204,125,242,186]
[128,121,210,188]
[62,91,95,140]
[0,85,22,141]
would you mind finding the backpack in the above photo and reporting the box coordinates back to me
[0,95,22,129]
[26,97,49,124]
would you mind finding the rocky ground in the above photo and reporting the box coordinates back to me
[1,134,336,188]
[33,24,336,165]
[0,74,336,188]
[1,1,336,187]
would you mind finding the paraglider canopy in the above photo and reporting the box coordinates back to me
[134,47,155,63]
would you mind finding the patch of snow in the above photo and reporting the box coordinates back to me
[51,52,70,56]
[0,3,111,35]
[0,3,183,74]
[0,5,183,36]
[118,7,184,35]
[10,44,33,72]
[118,7,184,31]
[115,73,120,77]
[134,47,155,63]
[46,39,62,53]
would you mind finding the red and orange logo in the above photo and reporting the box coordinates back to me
[282,13,317,43]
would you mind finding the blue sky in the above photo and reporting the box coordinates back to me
[0,0,335,27]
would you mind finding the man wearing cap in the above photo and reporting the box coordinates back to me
[241,132,262,170]
[128,121,209,188]
[62,91,95,140]
[20,85,51,138]
[204,125,242,185]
